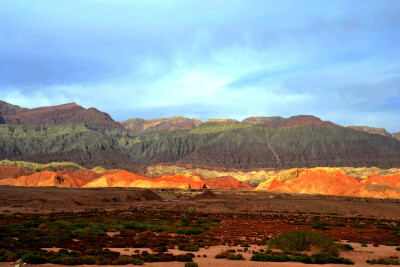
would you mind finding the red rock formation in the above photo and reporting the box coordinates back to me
[84,172,206,189]
[258,168,400,199]
[0,171,80,187]
[83,171,149,187]
[55,169,119,184]
[362,173,400,188]
[0,165,34,180]
[203,176,252,189]
[0,101,122,129]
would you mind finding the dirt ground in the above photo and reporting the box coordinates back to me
[1,186,400,266]
[1,186,400,218]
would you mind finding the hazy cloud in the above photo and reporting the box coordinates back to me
[1,0,400,132]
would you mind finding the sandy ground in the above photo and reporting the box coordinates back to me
[2,242,400,267]
[33,243,400,267]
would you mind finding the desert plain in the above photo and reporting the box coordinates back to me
[1,186,400,266]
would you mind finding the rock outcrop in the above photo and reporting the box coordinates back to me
[203,176,252,189]
[392,132,400,141]
[348,126,391,137]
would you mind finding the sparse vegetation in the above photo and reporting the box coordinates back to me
[251,251,354,264]
[366,257,400,265]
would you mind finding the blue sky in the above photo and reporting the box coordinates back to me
[1,0,400,132]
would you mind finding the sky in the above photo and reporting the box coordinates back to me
[1,0,400,132]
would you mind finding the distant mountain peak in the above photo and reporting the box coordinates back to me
[0,100,123,130]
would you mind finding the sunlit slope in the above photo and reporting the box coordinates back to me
[1,122,400,170]
[256,167,400,198]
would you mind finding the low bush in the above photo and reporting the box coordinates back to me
[131,258,144,265]
[185,262,198,267]
[21,251,46,264]
[178,244,199,252]
[268,231,339,256]
[176,254,193,262]
[366,257,400,265]
[338,243,354,251]
[227,254,244,260]
[116,256,132,265]
[250,251,354,265]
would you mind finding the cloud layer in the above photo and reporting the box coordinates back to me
[1,0,400,132]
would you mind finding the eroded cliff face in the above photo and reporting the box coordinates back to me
[393,133,400,141]
[0,101,123,130]
[122,116,202,131]
[348,126,391,137]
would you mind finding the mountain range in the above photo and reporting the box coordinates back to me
[1,100,400,172]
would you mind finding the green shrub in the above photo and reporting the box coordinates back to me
[268,231,339,256]
[176,254,193,262]
[116,256,132,265]
[185,262,198,267]
[178,244,199,252]
[311,253,354,265]
[21,251,46,264]
[366,257,400,265]
[312,222,331,230]
[131,258,144,265]
[227,254,244,260]
[338,243,354,251]
[143,254,158,262]
[251,253,289,262]
[250,251,354,265]
[385,241,399,246]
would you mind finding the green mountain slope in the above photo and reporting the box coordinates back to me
[1,122,400,170]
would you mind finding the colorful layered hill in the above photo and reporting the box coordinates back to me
[0,162,251,190]
[0,171,81,187]
[256,168,400,199]
[0,101,123,130]
[1,161,400,198]
[83,172,251,189]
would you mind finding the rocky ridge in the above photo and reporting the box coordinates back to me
[0,100,123,130]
